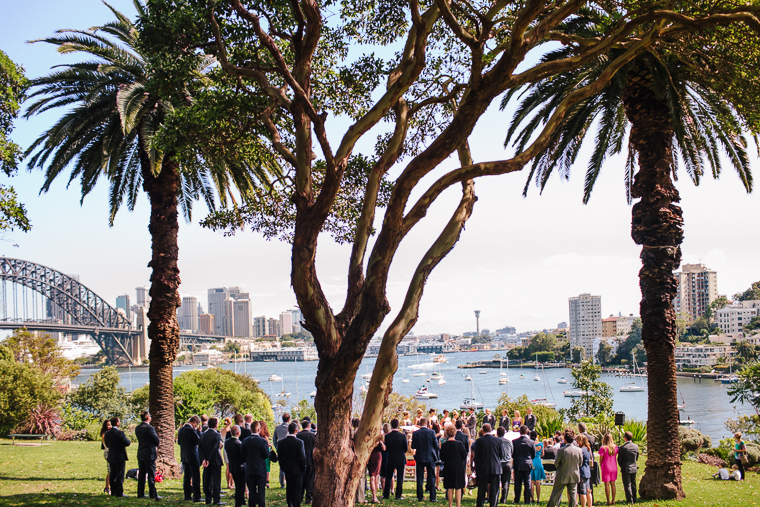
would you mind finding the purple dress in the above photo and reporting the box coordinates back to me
[599,445,618,483]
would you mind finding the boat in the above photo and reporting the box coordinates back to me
[531,398,556,408]
[557,377,567,384]
[438,378,446,386]
[278,390,292,397]
[533,374,540,381]
[563,389,587,397]
[499,358,509,385]
[499,377,509,385]
[464,375,472,381]
[519,374,526,379]
[432,354,448,363]
[679,418,696,428]
[430,372,444,380]
[413,371,426,377]
[459,374,483,409]
[267,374,282,382]
[719,375,739,384]
[479,370,488,374]
[620,352,646,392]
[533,356,541,380]
[414,386,438,399]
[537,361,557,405]
[309,391,317,398]
[360,385,368,393]
[263,358,276,362]
[402,378,410,383]
[361,373,373,380]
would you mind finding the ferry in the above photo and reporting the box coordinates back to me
[432,354,448,363]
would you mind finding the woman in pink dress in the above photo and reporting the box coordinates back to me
[599,433,618,505]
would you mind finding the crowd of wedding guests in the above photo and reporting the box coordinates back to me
[98,405,643,507]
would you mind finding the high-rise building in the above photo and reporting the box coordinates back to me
[135,286,150,307]
[208,287,250,336]
[280,311,293,336]
[268,318,281,337]
[568,293,602,359]
[232,299,253,338]
[199,313,215,335]
[178,296,199,332]
[291,308,303,334]
[253,316,267,337]
[116,295,131,320]
[674,263,718,321]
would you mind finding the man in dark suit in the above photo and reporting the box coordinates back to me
[483,409,496,429]
[578,422,596,450]
[225,425,246,507]
[201,415,209,433]
[242,421,275,507]
[383,418,408,500]
[499,410,511,429]
[454,419,470,496]
[178,415,202,502]
[497,426,513,504]
[618,431,640,504]
[411,417,439,502]
[199,417,225,505]
[227,414,252,440]
[273,413,291,488]
[104,416,131,497]
[511,425,535,504]
[524,407,537,432]
[473,424,503,507]
[278,422,307,507]
[296,420,317,504]
[135,410,161,500]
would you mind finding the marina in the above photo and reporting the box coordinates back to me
[71,350,753,443]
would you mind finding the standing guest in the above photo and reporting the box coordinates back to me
[524,407,537,432]
[530,430,545,503]
[499,409,511,429]
[599,433,618,505]
[297,420,317,504]
[201,415,210,432]
[412,417,440,502]
[440,425,467,507]
[734,432,748,481]
[511,410,523,432]
[442,409,451,427]
[415,408,425,426]
[576,435,592,507]
[279,421,307,507]
[135,410,161,500]
[579,422,596,450]
[511,425,535,505]
[273,413,292,489]
[483,409,496,429]
[228,414,252,440]
[383,418,408,500]
[368,428,385,504]
[104,416,131,498]
[178,415,202,502]
[473,423,503,507]
[429,408,439,425]
[454,419,470,496]
[496,426,513,504]
[243,421,276,507]
[578,422,597,501]
[546,432,583,507]
[259,421,273,487]
[226,425,247,507]
[451,410,459,426]
[402,411,413,426]
[100,419,112,495]
[618,431,640,504]
[221,417,234,489]
[466,408,477,439]
[543,439,558,460]
[380,423,391,492]
[244,414,253,430]
[199,417,224,506]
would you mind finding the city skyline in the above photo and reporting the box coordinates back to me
[2,0,760,337]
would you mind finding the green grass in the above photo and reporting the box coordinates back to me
[0,440,756,506]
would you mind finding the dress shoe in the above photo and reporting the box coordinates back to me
[153,496,163,501]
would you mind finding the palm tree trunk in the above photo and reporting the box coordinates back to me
[142,158,182,477]
[624,64,685,500]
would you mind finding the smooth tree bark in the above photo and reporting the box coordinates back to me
[624,65,685,500]
[142,154,183,477]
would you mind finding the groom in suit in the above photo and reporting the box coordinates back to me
[412,417,439,502]
[473,423,504,507]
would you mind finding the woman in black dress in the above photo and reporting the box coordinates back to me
[440,425,466,507]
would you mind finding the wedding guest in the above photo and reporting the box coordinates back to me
[100,419,112,495]
[618,431,640,504]
[599,433,618,505]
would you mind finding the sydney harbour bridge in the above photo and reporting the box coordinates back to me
[0,257,222,365]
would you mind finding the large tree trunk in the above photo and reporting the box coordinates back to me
[142,158,182,477]
[624,64,685,500]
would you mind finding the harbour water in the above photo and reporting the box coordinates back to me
[73,350,750,443]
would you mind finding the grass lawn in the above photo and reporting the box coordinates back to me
[0,440,756,506]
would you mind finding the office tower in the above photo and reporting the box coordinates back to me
[280,311,293,336]
[291,308,303,334]
[674,263,718,321]
[197,301,203,315]
[268,318,281,337]
[568,293,602,359]
[253,316,267,337]
[199,313,215,335]
[116,295,131,320]
[232,299,253,338]
[208,287,249,336]
[178,296,199,332]
[135,286,150,307]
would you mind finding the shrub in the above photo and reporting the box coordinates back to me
[535,413,565,440]
[495,394,561,429]
[0,361,62,435]
[68,365,132,421]
[14,404,62,437]
[614,419,647,445]
[679,427,712,456]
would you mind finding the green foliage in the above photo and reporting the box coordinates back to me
[60,404,98,432]
[0,361,62,435]
[727,361,760,416]
[704,297,730,322]
[68,366,132,421]
[132,367,273,428]
[2,329,79,383]
[725,414,760,442]
[507,347,525,360]
[571,346,585,363]
[494,394,561,434]
[617,419,648,445]
[535,412,565,440]
[679,427,711,456]
[526,333,558,356]
[281,341,296,348]
[471,335,493,345]
[734,281,760,302]
[714,438,760,467]
[379,392,427,423]
[613,320,643,363]
[290,399,317,424]
[567,360,614,421]
[534,351,556,363]
[15,404,62,436]
[223,341,241,354]
[596,341,614,366]
[736,341,759,364]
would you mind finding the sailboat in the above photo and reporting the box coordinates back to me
[499,358,509,385]
[620,352,645,392]
[278,377,291,397]
[533,354,540,381]
[460,375,484,410]
[413,353,426,377]
[531,362,557,407]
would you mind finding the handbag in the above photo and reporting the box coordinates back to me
[740,453,749,465]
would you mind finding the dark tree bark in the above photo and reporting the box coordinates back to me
[142,157,182,477]
[624,64,685,500]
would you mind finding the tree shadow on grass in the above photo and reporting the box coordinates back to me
[0,475,99,481]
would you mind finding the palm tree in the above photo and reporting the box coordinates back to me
[25,1,272,473]
[504,14,753,499]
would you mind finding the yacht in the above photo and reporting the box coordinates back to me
[438,378,446,386]
[432,354,448,363]
[278,390,291,397]
[267,374,282,382]
[533,374,540,381]
[414,386,438,399]
[464,375,472,381]
[499,377,509,385]
[620,352,646,392]
[557,377,567,384]
[563,389,587,397]
[531,398,556,408]
[479,370,488,375]
[402,377,410,383]
[460,397,484,410]
[309,391,317,398]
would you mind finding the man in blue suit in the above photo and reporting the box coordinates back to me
[178,415,202,502]
[242,421,276,507]
[411,417,439,502]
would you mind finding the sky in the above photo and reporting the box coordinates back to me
[1,0,759,337]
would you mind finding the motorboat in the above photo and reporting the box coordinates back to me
[557,377,567,384]
[361,373,373,380]
[464,375,472,381]
[563,389,587,397]
[479,370,488,374]
[268,374,282,382]
[719,375,739,384]
[460,397,484,410]
[519,374,526,379]
[430,371,444,380]
[620,382,645,392]
[432,354,448,363]
[309,391,317,398]
[499,377,509,385]
[413,371,426,377]
[679,418,696,428]
[533,374,540,381]
[414,386,438,399]
[402,378,410,383]
[531,398,556,408]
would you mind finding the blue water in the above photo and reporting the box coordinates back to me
[73,350,750,443]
